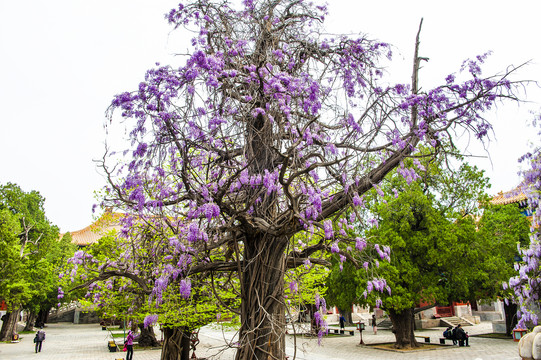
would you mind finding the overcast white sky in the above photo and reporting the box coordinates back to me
[1,1,540,232]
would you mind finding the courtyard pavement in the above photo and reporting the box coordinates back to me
[0,321,522,360]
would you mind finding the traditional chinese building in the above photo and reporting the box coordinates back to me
[61,211,122,247]
[490,189,533,217]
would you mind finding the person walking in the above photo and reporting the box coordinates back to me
[339,314,345,329]
[34,328,45,353]
[371,314,377,335]
[125,330,134,360]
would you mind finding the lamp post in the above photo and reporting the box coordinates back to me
[512,328,528,342]
[356,321,365,345]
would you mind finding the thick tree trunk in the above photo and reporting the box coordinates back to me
[138,323,160,347]
[339,308,353,325]
[0,309,20,341]
[161,327,191,360]
[36,308,48,327]
[308,304,318,335]
[235,235,288,360]
[23,311,37,332]
[388,308,419,349]
[504,301,518,337]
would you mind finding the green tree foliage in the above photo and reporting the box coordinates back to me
[284,261,328,335]
[324,155,527,348]
[65,220,240,360]
[325,258,359,322]
[0,208,22,300]
[285,264,328,307]
[284,233,329,314]
[473,204,529,299]
[473,203,529,335]
[363,183,455,325]
[0,183,73,339]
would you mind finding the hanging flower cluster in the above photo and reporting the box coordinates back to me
[507,114,541,328]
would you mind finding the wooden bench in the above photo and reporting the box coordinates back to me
[329,328,354,336]
[439,337,455,344]
[415,335,430,343]
[107,340,118,352]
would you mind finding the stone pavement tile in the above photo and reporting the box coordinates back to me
[198,322,522,360]
[0,321,521,360]
[0,323,161,360]
[282,323,521,360]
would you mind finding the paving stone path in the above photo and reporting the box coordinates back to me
[0,321,521,359]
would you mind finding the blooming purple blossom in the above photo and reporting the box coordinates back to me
[366,281,373,293]
[355,237,367,251]
[289,281,298,293]
[507,117,541,328]
[352,193,363,207]
[323,220,333,239]
[179,278,192,299]
[144,314,159,329]
[373,185,384,197]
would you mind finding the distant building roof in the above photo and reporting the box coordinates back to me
[62,211,122,247]
[490,189,528,206]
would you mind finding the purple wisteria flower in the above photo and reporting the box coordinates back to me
[507,116,541,329]
[144,314,159,329]
[355,237,366,251]
[289,281,298,293]
[323,220,333,239]
[179,278,192,299]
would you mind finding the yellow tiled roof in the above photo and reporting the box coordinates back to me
[62,212,123,246]
[490,190,528,206]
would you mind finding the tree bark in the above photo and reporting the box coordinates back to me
[0,309,20,341]
[235,235,288,360]
[36,308,48,327]
[137,323,160,347]
[308,304,318,335]
[339,308,353,325]
[504,301,518,337]
[388,307,419,349]
[161,326,191,360]
[23,311,37,332]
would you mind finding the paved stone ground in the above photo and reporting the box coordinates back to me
[0,321,521,360]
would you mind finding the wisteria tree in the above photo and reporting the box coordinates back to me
[507,115,541,329]
[68,233,162,348]
[64,218,239,360]
[99,1,525,358]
